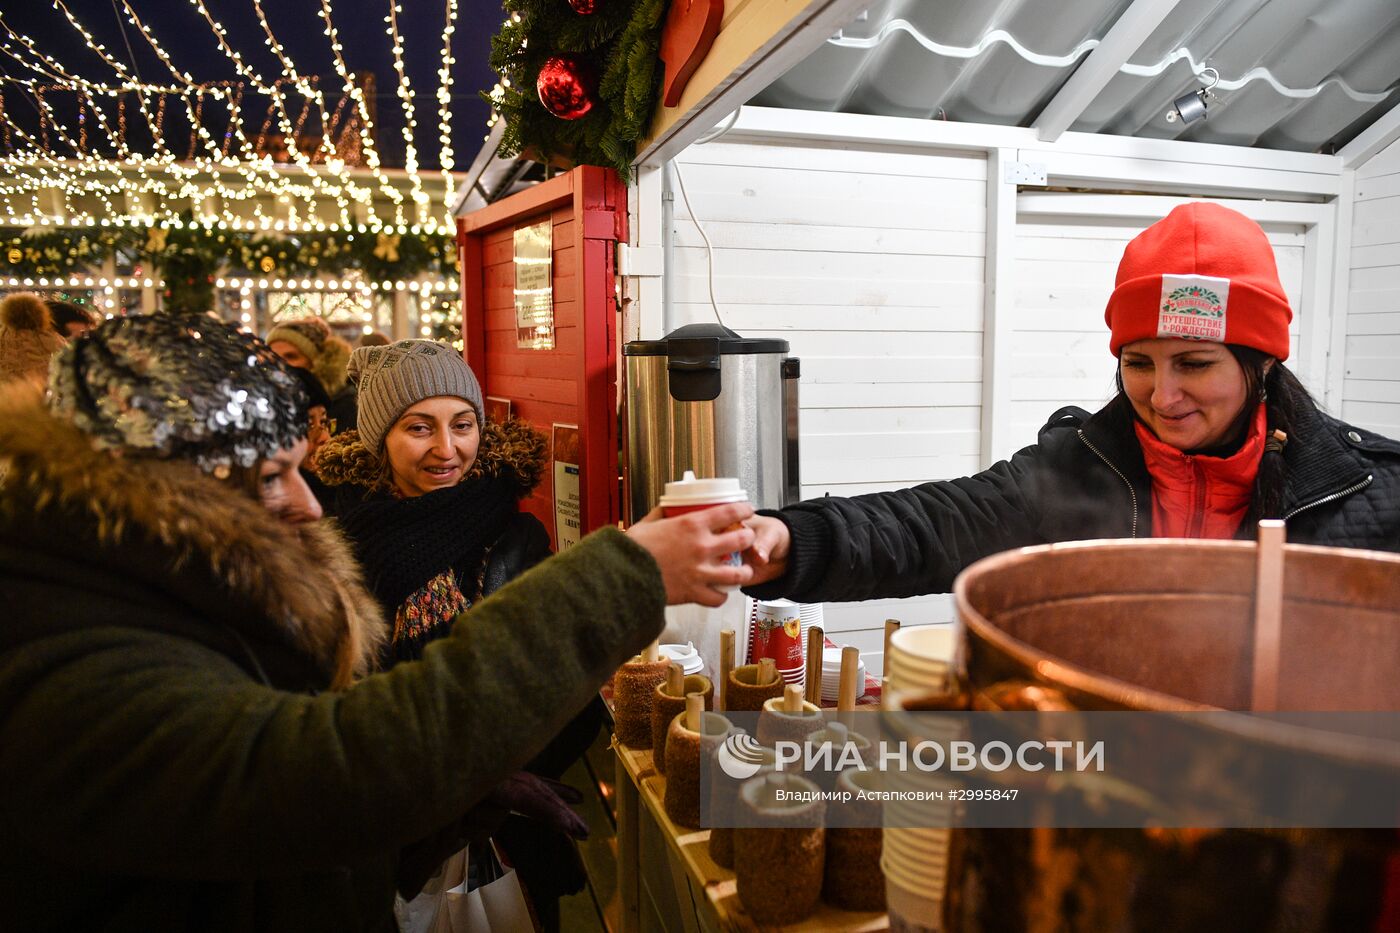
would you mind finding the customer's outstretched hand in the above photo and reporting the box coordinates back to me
[742,514,790,587]
[626,502,755,607]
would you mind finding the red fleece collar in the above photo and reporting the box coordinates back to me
[1133,403,1266,538]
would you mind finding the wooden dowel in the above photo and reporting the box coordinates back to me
[783,684,803,713]
[666,662,684,697]
[642,640,659,663]
[880,676,893,711]
[1251,519,1287,712]
[686,693,704,732]
[759,657,777,686]
[883,619,901,676]
[838,646,860,716]
[719,629,735,713]
[804,624,824,705]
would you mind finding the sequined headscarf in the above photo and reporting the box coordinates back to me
[48,314,309,475]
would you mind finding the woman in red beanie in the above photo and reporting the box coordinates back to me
[741,202,1400,604]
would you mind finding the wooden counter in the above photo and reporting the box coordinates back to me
[613,740,888,933]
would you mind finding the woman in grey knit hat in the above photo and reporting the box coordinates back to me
[313,339,604,930]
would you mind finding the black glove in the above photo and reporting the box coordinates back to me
[486,772,589,841]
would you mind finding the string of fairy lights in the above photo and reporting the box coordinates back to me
[0,0,463,235]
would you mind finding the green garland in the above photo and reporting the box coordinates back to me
[485,0,669,180]
[1,223,459,296]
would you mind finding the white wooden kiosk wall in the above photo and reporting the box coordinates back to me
[624,104,1400,675]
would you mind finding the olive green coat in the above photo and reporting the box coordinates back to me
[0,387,664,931]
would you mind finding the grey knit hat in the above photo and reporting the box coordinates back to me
[346,340,484,455]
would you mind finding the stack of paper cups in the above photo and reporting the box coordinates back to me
[741,601,827,689]
[749,598,805,686]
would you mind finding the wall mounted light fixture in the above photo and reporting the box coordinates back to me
[1165,68,1220,124]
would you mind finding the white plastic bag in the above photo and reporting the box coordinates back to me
[399,843,532,933]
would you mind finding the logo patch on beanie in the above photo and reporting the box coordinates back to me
[1158,274,1229,343]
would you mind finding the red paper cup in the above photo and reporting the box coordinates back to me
[659,471,748,586]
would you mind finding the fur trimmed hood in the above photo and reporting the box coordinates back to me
[312,415,548,497]
[0,384,384,689]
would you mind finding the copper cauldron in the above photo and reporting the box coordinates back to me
[935,538,1400,933]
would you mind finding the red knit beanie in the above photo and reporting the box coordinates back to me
[1105,202,1292,361]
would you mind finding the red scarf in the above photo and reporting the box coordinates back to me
[1134,404,1266,539]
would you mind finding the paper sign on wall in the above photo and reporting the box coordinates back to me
[484,396,513,424]
[513,221,554,350]
[552,423,581,550]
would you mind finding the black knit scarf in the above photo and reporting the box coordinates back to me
[337,472,518,624]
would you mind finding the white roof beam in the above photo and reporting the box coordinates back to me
[1338,100,1400,170]
[1032,0,1187,143]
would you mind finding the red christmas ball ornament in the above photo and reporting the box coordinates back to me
[536,55,597,121]
[567,0,597,12]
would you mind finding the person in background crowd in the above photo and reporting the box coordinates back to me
[313,340,593,930]
[288,365,335,458]
[0,315,754,932]
[0,292,65,387]
[45,300,98,339]
[743,202,1400,607]
[287,365,336,510]
[358,330,392,347]
[266,315,358,433]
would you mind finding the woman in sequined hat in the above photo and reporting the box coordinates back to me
[0,315,757,931]
[314,339,596,930]
[741,203,1400,602]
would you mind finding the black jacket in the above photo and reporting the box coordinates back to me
[749,396,1400,605]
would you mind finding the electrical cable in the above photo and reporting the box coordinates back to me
[670,158,727,330]
[829,19,1396,104]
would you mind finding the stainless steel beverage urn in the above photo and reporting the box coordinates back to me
[624,323,800,520]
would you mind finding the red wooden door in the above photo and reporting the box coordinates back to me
[457,165,625,549]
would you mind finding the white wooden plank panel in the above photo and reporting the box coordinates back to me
[674,160,987,230]
[1355,171,1400,202]
[669,272,982,309]
[803,404,981,433]
[757,330,982,358]
[1343,356,1400,381]
[1351,265,1400,291]
[820,597,956,630]
[802,430,981,462]
[801,357,983,383]
[1349,288,1400,314]
[670,222,986,257]
[804,456,984,485]
[1345,312,1400,335]
[801,382,984,408]
[1341,380,1400,402]
[671,303,983,332]
[671,244,983,283]
[1352,243,1400,270]
[680,141,988,180]
[1339,400,1400,435]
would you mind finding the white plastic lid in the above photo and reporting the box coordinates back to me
[659,642,704,673]
[659,642,697,660]
[658,470,746,506]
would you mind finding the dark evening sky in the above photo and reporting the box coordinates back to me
[0,0,505,169]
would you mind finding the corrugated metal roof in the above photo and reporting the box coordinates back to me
[750,0,1400,153]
